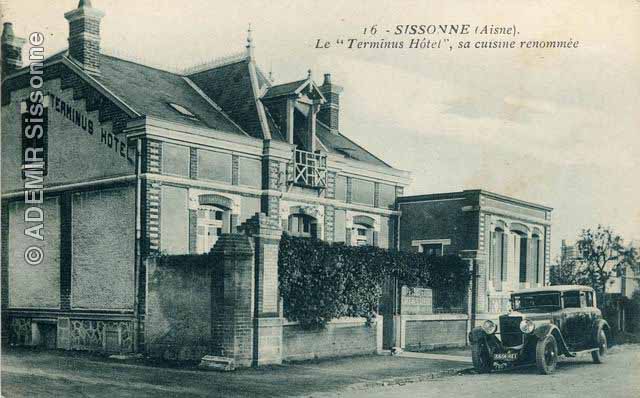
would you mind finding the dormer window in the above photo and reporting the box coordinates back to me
[168,102,199,120]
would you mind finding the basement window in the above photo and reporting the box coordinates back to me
[168,102,199,120]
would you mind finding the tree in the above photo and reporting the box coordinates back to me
[549,254,588,286]
[576,225,639,296]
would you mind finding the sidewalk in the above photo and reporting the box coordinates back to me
[1,347,472,397]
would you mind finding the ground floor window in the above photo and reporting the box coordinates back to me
[288,214,317,238]
[196,205,226,253]
[421,243,443,256]
[353,223,374,246]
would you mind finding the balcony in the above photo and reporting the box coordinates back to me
[289,149,327,189]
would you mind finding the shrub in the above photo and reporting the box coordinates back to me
[278,234,471,328]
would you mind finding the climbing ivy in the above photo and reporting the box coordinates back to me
[278,234,472,328]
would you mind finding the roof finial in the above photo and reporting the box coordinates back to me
[245,23,254,59]
[78,0,93,8]
[268,61,274,82]
[307,69,312,80]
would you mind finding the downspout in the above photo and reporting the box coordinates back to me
[133,138,142,352]
[394,201,402,350]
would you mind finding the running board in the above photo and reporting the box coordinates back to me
[566,348,598,358]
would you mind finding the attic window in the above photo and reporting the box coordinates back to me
[168,103,199,120]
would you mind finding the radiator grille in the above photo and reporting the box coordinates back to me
[499,316,523,347]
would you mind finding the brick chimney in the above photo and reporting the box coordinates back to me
[1,23,26,78]
[318,73,343,133]
[64,0,105,76]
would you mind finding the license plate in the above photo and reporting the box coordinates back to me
[493,352,518,361]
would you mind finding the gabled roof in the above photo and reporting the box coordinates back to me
[262,78,325,102]
[96,54,246,136]
[262,79,307,99]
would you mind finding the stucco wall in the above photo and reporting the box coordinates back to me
[160,185,189,254]
[71,186,135,310]
[7,198,61,309]
[145,255,212,361]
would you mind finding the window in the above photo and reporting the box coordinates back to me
[353,223,374,246]
[532,235,541,283]
[519,234,528,283]
[563,291,581,308]
[355,226,368,246]
[421,243,443,256]
[585,291,594,307]
[492,228,507,282]
[288,214,316,238]
[196,205,226,254]
[168,102,199,120]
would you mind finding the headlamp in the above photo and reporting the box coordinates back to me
[519,319,535,334]
[482,320,497,334]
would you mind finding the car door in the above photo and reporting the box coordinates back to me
[562,291,583,349]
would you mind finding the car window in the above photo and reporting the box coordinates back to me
[563,291,581,308]
[511,293,560,311]
[585,292,594,307]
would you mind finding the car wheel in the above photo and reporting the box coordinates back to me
[591,329,607,364]
[471,342,493,373]
[535,334,558,375]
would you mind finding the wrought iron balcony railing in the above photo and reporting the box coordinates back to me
[289,149,327,189]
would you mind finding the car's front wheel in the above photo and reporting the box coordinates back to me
[591,329,607,364]
[535,334,558,375]
[471,342,493,373]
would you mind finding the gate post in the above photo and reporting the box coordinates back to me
[241,213,284,366]
[209,233,255,368]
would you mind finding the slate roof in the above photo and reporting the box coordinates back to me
[316,121,390,167]
[30,49,393,169]
[262,79,307,99]
[187,59,263,139]
[97,54,246,135]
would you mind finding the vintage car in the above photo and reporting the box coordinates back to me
[469,285,610,374]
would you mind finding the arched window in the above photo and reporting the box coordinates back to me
[491,227,508,287]
[515,231,528,283]
[196,205,229,253]
[288,214,317,238]
[532,234,541,284]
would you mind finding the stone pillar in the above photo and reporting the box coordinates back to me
[241,213,284,366]
[209,234,255,367]
[261,141,282,226]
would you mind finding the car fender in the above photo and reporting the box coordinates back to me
[533,323,573,356]
[469,326,488,344]
[591,319,610,346]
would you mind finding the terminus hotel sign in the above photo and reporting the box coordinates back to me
[20,91,135,178]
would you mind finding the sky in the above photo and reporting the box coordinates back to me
[2,0,638,258]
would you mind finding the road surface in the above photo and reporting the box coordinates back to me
[337,345,639,398]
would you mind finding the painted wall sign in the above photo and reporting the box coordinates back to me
[47,93,135,164]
